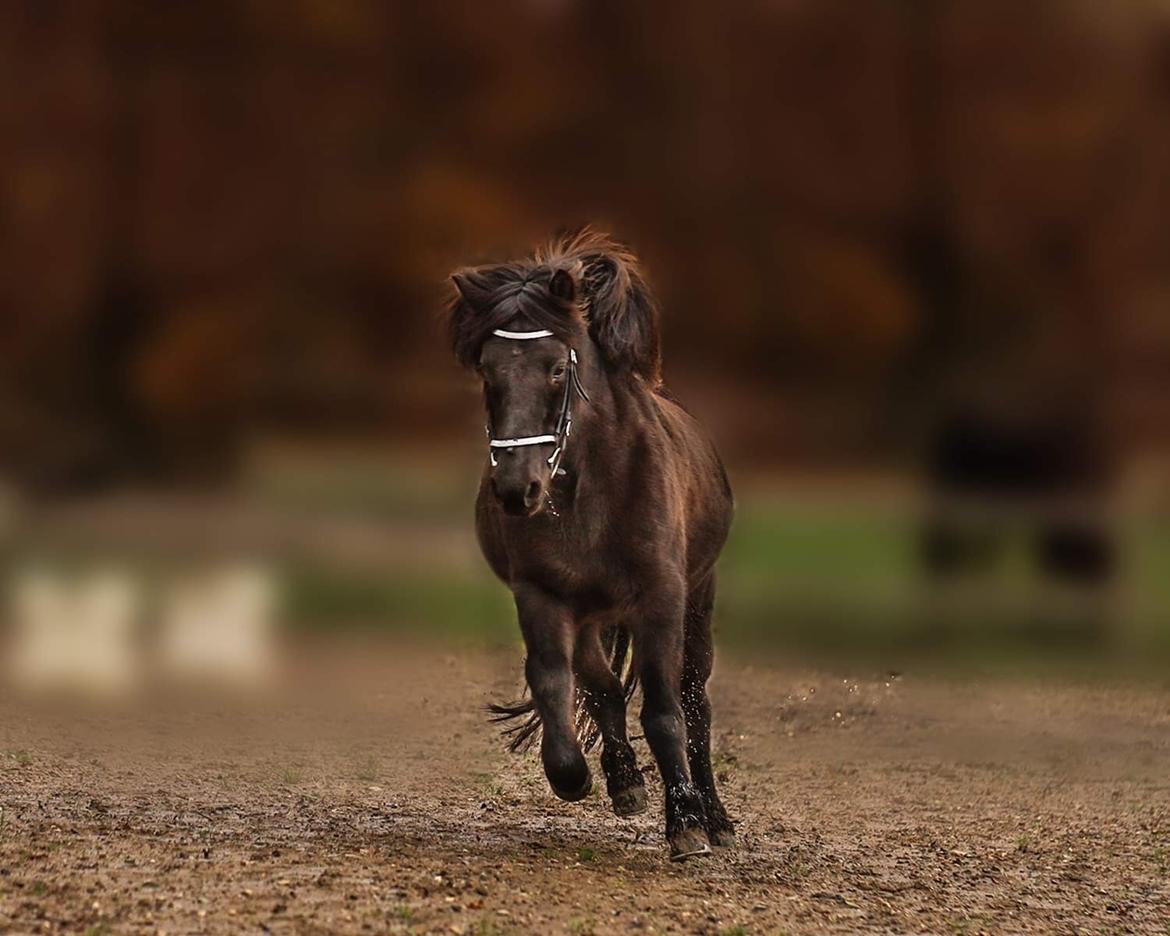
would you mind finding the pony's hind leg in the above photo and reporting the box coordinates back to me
[516,586,592,801]
[682,576,736,846]
[574,624,645,816]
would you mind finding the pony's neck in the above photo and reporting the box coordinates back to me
[554,339,642,491]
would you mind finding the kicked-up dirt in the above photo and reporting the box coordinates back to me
[1,639,1169,935]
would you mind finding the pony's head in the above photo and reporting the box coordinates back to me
[448,229,661,516]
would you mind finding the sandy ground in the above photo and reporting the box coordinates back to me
[2,641,1169,935]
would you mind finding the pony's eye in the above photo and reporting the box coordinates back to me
[551,362,567,381]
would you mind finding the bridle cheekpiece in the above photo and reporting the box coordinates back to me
[485,328,589,476]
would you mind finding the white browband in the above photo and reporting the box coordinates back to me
[492,328,554,340]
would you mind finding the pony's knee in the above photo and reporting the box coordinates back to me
[640,706,686,749]
[525,654,570,703]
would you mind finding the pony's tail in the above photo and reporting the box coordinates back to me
[487,625,638,754]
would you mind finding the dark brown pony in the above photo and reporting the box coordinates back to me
[447,230,734,859]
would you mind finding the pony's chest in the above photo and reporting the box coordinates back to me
[510,520,616,595]
[479,507,627,606]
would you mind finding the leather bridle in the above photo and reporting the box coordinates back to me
[485,328,589,476]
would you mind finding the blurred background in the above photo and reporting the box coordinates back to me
[3,0,1170,691]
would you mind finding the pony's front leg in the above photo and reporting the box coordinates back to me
[574,626,646,816]
[516,585,592,801]
[635,584,711,860]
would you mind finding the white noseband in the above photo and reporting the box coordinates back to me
[490,435,558,448]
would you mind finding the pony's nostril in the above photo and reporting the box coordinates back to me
[524,480,542,507]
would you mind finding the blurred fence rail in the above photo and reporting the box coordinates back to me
[2,446,1167,670]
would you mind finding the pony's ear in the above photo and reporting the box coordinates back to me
[548,268,575,303]
[580,247,662,382]
[450,272,469,299]
[447,270,484,369]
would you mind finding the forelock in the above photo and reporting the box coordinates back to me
[448,260,582,368]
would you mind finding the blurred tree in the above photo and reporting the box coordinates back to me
[0,0,1168,489]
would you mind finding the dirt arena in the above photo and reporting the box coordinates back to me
[2,641,1168,935]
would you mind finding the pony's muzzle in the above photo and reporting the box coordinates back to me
[491,455,546,516]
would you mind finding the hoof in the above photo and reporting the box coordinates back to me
[552,770,592,803]
[668,826,712,861]
[708,825,736,848]
[611,786,648,817]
